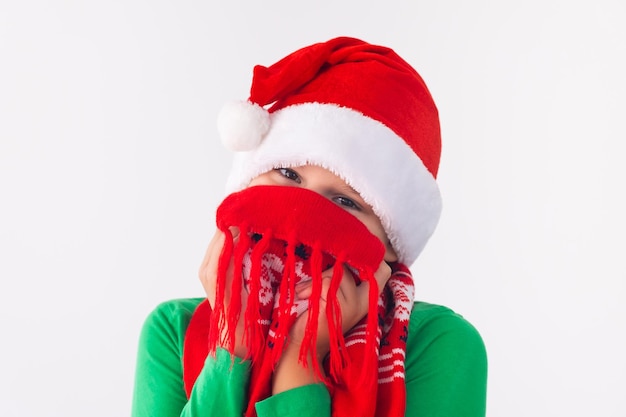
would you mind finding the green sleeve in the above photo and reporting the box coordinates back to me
[256,384,330,417]
[131,298,329,417]
[181,348,250,415]
[131,298,250,417]
[404,302,488,417]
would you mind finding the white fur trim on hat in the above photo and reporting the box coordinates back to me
[224,103,442,266]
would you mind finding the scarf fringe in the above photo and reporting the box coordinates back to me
[245,228,272,361]
[299,241,324,376]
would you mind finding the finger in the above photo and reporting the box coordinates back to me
[372,261,392,295]
[229,226,241,242]
[199,230,225,284]
[199,229,237,307]
[353,261,391,297]
[200,227,238,278]
[295,279,313,300]
[335,265,358,305]
[351,261,391,318]
[324,266,369,331]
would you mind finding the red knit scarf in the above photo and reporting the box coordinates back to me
[183,186,415,417]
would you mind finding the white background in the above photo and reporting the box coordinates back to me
[1,1,625,416]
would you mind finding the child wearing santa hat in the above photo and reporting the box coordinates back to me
[132,36,487,417]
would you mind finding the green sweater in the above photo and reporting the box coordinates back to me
[132,298,487,417]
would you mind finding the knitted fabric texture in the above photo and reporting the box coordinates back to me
[183,186,415,417]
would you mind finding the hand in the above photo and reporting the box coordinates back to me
[272,260,392,394]
[198,228,249,358]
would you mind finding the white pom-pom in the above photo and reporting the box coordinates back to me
[217,100,270,151]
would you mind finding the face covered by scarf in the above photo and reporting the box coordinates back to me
[184,185,415,417]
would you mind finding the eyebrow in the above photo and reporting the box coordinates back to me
[341,183,360,195]
[331,181,366,203]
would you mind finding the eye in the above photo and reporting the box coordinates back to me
[333,196,360,210]
[275,168,301,184]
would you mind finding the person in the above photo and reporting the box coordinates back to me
[131,36,488,417]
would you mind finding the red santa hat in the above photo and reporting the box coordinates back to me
[217,36,442,266]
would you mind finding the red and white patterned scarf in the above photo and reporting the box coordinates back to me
[183,186,414,417]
